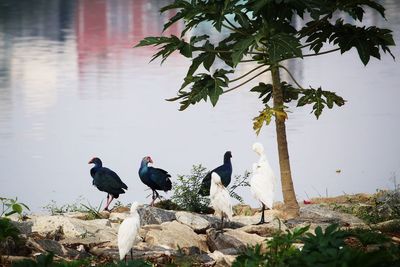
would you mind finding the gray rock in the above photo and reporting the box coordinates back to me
[35,239,66,256]
[175,211,211,233]
[208,250,237,266]
[109,211,130,223]
[206,228,266,254]
[299,204,366,226]
[137,205,176,225]
[31,215,117,246]
[11,221,33,235]
[143,221,209,252]
[239,220,286,237]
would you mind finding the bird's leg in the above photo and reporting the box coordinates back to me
[130,248,133,261]
[154,190,160,201]
[255,203,266,225]
[104,194,114,211]
[150,190,156,206]
[220,216,225,233]
[104,194,110,211]
[124,255,127,263]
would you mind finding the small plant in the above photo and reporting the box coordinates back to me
[43,197,103,219]
[0,197,30,219]
[171,164,211,213]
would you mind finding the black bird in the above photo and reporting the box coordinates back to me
[88,157,128,211]
[139,156,172,206]
[199,151,232,196]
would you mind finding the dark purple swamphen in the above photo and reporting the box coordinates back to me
[88,157,128,211]
[199,151,232,196]
[139,156,172,206]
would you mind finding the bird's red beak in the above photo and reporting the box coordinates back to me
[88,158,93,164]
[149,157,153,164]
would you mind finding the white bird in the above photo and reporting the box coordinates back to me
[210,172,233,232]
[250,142,276,224]
[118,202,141,262]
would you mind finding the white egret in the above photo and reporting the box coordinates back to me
[117,202,141,262]
[210,172,233,232]
[251,142,276,224]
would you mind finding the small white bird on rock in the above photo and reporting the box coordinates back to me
[251,142,276,224]
[210,172,233,232]
[118,202,141,262]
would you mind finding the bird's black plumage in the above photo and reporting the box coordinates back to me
[199,151,232,196]
[139,156,172,205]
[89,157,128,210]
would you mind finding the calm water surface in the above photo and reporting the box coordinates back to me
[0,0,399,212]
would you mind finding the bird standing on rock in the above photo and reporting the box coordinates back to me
[138,156,172,206]
[210,172,233,232]
[88,157,128,211]
[118,202,141,262]
[199,151,232,196]
[250,142,276,224]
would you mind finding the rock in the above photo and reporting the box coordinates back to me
[373,219,400,233]
[175,211,211,233]
[11,221,33,235]
[233,204,256,216]
[109,211,130,223]
[206,228,265,254]
[62,212,89,220]
[35,239,66,256]
[239,220,286,237]
[137,205,176,225]
[31,216,117,246]
[143,221,208,252]
[208,250,237,266]
[299,204,366,226]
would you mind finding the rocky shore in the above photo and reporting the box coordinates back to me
[1,193,400,266]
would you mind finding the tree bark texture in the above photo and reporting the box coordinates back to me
[271,66,300,218]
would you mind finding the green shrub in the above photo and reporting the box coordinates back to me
[233,223,400,267]
[171,164,211,213]
[171,164,249,213]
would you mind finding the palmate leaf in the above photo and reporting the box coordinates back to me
[297,87,345,119]
[267,33,302,62]
[134,36,193,63]
[231,35,256,66]
[330,20,395,65]
[178,69,232,110]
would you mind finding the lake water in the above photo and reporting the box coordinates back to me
[0,0,399,212]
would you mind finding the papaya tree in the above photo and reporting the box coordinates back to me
[136,0,395,218]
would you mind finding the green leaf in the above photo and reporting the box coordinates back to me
[232,36,255,66]
[12,203,23,214]
[267,33,302,62]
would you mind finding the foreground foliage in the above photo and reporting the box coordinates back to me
[233,224,400,267]
[11,252,151,267]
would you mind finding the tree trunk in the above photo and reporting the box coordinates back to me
[271,66,300,218]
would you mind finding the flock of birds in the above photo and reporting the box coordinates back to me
[88,142,276,261]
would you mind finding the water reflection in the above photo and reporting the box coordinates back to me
[0,0,399,211]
